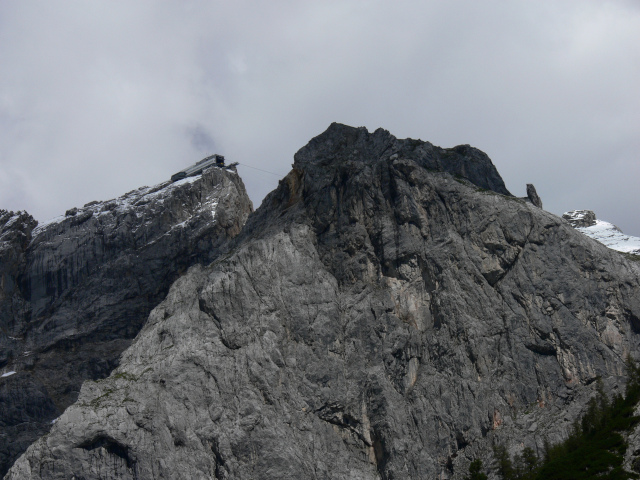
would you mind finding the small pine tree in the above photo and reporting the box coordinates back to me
[493,445,516,480]
[464,459,488,480]
[542,437,551,463]
[521,447,538,474]
[492,361,640,480]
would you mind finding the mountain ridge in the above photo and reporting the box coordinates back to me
[5,124,640,479]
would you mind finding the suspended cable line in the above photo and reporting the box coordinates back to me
[236,163,285,177]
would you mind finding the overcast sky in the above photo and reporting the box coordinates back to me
[1,1,639,234]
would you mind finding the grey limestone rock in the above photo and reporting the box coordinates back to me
[7,124,640,479]
[526,184,542,209]
[563,209,597,228]
[0,167,252,476]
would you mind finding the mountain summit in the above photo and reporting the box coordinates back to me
[5,124,640,479]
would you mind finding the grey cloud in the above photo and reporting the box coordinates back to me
[1,0,639,235]
[187,125,217,155]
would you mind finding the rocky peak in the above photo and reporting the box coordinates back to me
[0,210,37,300]
[0,210,37,244]
[0,165,252,476]
[526,184,543,209]
[293,123,512,196]
[563,209,597,228]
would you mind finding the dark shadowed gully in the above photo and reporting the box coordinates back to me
[4,124,640,479]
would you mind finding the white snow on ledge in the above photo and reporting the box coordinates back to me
[575,219,640,255]
[1,371,16,378]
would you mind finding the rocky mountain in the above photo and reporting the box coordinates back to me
[5,123,640,479]
[563,210,640,256]
[0,166,252,476]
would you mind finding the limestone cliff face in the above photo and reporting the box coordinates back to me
[7,124,640,479]
[0,167,252,476]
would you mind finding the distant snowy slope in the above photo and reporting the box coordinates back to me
[563,210,640,255]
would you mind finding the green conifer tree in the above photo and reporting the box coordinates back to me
[493,445,516,480]
[464,459,488,480]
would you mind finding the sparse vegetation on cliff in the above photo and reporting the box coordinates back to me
[492,360,640,480]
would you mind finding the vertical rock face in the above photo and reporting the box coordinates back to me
[6,124,640,479]
[0,167,252,476]
[0,210,50,476]
[0,210,37,365]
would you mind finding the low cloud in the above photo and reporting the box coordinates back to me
[1,1,639,234]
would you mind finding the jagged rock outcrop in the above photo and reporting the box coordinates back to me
[564,210,640,256]
[563,210,597,228]
[7,124,640,479]
[0,167,252,476]
[525,184,542,209]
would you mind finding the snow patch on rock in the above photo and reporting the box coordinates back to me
[563,210,640,255]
